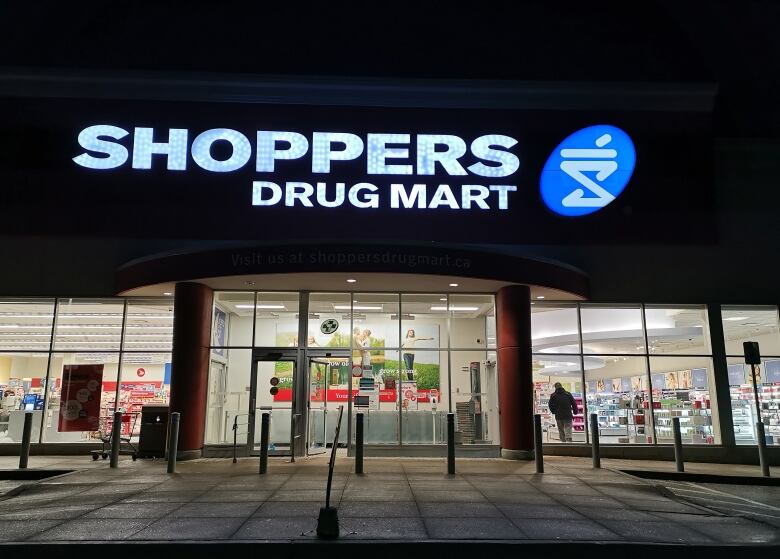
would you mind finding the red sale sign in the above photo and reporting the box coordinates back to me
[58,364,104,432]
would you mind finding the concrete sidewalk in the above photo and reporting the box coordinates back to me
[0,455,777,545]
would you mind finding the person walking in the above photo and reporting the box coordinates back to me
[548,382,578,443]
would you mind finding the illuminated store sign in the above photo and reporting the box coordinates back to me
[73,126,521,211]
[540,125,636,217]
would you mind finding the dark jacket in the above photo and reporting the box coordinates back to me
[548,387,578,420]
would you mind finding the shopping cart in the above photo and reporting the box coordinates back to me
[91,411,139,461]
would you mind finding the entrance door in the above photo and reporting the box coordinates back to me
[205,360,227,444]
[306,353,350,455]
[248,351,297,456]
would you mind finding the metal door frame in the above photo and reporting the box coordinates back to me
[304,350,351,456]
[248,348,298,456]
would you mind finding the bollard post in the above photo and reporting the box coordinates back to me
[167,412,180,474]
[232,415,238,464]
[109,411,122,468]
[533,414,544,474]
[355,413,364,474]
[446,413,455,474]
[756,422,770,477]
[672,417,685,472]
[259,413,270,475]
[18,412,33,469]
[590,413,601,469]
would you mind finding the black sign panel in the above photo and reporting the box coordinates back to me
[0,97,713,243]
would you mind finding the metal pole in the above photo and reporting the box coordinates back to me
[756,422,770,477]
[533,414,544,474]
[672,417,684,472]
[18,412,33,469]
[355,413,364,474]
[446,413,455,474]
[748,363,770,477]
[167,412,180,474]
[109,411,122,468]
[590,413,601,468]
[259,413,270,475]
[232,415,238,464]
[750,364,762,421]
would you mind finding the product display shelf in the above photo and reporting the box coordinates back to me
[759,384,780,445]
[535,387,585,442]
[589,395,648,443]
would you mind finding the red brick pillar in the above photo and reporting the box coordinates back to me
[169,282,213,458]
[496,285,533,459]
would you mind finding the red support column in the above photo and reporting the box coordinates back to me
[496,285,533,459]
[169,282,213,459]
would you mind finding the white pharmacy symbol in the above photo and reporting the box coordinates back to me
[560,133,618,208]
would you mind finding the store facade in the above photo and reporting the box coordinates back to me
[0,72,778,464]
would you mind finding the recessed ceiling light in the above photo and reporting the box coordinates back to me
[334,305,382,310]
[244,281,255,286]
[724,316,749,321]
[536,296,545,300]
[449,283,458,287]
[439,298,447,301]
[163,292,172,296]
[346,279,357,283]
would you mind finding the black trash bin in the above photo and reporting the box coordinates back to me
[139,405,169,458]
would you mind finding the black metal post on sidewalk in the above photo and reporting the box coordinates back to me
[232,415,239,464]
[259,413,270,475]
[744,343,770,477]
[446,413,455,475]
[533,414,544,473]
[167,411,180,474]
[317,405,343,540]
[672,416,685,472]
[109,411,122,468]
[590,413,601,469]
[18,412,33,469]
[756,421,770,477]
[355,413,364,474]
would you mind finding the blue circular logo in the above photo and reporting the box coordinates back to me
[540,124,636,217]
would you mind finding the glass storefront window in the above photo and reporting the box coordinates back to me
[533,355,584,443]
[351,293,399,352]
[119,352,172,413]
[645,305,710,355]
[0,299,55,352]
[356,349,400,445]
[401,294,449,350]
[253,292,299,347]
[722,305,780,356]
[727,358,780,446]
[54,299,124,351]
[581,304,645,355]
[42,353,119,443]
[0,352,49,443]
[212,292,254,347]
[649,357,718,445]
[532,303,581,354]
[449,294,494,349]
[308,293,351,348]
[123,298,174,352]
[585,356,651,444]
[450,350,499,445]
